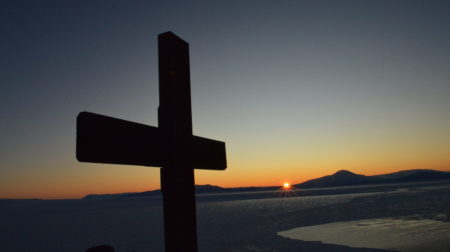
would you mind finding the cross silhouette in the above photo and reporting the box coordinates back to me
[76,31,227,252]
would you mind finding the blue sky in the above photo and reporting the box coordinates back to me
[1,0,449,198]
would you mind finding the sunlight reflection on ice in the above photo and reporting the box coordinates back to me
[278,218,450,252]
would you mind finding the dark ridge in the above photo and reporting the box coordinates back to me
[296,169,450,189]
[333,170,355,176]
[82,169,450,199]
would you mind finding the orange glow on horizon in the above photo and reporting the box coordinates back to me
[282,182,291,190]
[2,162,450,199]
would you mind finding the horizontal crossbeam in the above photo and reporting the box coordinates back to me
[76,112,226,170]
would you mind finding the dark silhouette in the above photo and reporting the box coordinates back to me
[85,245,114,252]
[296,169,450,188]
[76,32,227,252]
[82,169,450,200]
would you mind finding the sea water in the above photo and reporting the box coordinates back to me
[1,182,449,251]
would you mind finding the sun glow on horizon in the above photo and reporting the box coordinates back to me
[282,182,291,190]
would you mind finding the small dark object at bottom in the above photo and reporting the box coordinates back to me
[85,245,115,252]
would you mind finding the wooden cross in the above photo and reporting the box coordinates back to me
[76,31,227,252]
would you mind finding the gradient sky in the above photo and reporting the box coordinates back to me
[1,0,449,199]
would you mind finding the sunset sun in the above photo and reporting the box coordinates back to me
[282,182,291,190]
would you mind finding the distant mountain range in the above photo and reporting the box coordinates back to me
[83,169,450,199]
[83,185,279,199]
[294,169,450,188]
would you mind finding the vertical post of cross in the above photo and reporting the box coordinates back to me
[158,32,197,252]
